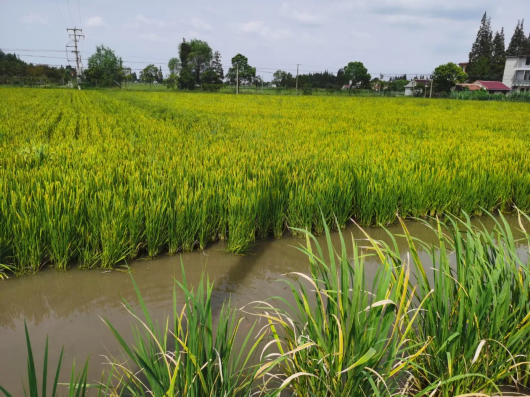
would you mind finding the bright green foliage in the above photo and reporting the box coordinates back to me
[343,61,371,89]
[2,88,530,273]
[432,62,468,93]
[4,214,530,396]
[103,265,263,396]
[85,45,124,87]
[254,220,413,395]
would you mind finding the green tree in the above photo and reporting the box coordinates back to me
[507,20,527,56]
[432,62,468,93]
[178,39,194,90]
[188,39,213,86]
[343,61,371,89]
[140,64,158,90]
[491,28,506,81]
[168,57,181,75]
[211,51,224,80]
[166,73,179,90]
[467,12,493,80]
[387,79,408,92]
[226,54,256,92]
[85,45,124,87]
[156,66,164,83]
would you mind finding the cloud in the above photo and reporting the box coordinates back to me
[335,0,491,21]
[123,22,140,28]
[237,21,266,33]
[86,16,108,27]
[191,17,213,31]
[21,13,48,25]
[236,21,292,40]
[135,14,166,27]
[280,3,325,26]
[139,33,168,43]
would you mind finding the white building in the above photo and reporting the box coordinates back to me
[502,55,530,93]
[404,79,430,96]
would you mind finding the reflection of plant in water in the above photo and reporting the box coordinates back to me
[3,213,530,396]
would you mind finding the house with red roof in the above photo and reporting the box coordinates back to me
[456,80,511,95]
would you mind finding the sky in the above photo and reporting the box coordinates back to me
[0,0,527,80]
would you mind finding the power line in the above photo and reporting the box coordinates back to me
[77,0,82,28]
[66,0,75,26]
[54,0,67,29]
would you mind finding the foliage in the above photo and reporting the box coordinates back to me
[401,213,530,396]
[507,20,528,56]
[450,90,530,102]
[432,62,468,93]
[188,39,213,86]
[467,12,493,80]
[85,45,124,87]
[167,57,181,75]
[103,267,263,396]
[387,79,409,92]
[3,88,530,273]
[0,322,96,397]
[140,64,158,88]
[254,221,413,395]
[4,214,530,396]
[343,61,371,89]
[491,28,506,81]
[165,73,179,90]
[226,54,256,87]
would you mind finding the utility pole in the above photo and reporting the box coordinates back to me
[66,27,84,90]
[429,74,433,98]
[261,77,264,94]
[236,65,239,95]
[295,64,300,96]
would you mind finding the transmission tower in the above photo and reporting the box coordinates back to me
[66,28,84,90]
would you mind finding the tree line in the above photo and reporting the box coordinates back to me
[1,12,528,91]
[467,13,530,81]
[0,50,75,85]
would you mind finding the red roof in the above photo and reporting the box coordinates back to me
[476,81,511,91]
[457,83,482,91]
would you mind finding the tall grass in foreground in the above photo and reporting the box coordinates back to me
[103,264,265,396]
[401,213,530,396]
[3,214,530,396]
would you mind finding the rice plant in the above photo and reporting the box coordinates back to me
[2,87,530,274]
[102,263,265,396]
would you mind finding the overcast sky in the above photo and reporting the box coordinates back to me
[1,0,527,80]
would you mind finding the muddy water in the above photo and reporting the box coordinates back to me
[0,216,528,394]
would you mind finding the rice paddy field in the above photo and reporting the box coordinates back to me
[1,86,530,275]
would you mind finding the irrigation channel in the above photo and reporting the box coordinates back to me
[0,215,529,395]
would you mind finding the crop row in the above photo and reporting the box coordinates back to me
[1,88,530,274]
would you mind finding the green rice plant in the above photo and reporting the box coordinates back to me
[93,189,131,269]
[144,179,168,258]
[103,264,266,396]
[397,213,530,396]
[43,182,82,270]
[4,88,530,272]
[10,185,46,274]
[227,183,258,253]
[252,219,419,396]
[0,322,95,397]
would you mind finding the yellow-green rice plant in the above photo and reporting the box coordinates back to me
[10,183,46,274]
[227,181,258,253]
[43,181,82,270]
[397,213,530,396]
[3,88,530,272]
[103,267,266,396]
[144,179,168,258]
[253,220,416,396]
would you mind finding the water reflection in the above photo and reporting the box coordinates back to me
[0,216,527,394]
